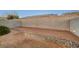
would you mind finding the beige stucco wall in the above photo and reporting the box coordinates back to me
[70,18,79,36]
[1,14,79,32]
[19,16,70,30]
[0,19,21,28]
[5,20,21,28]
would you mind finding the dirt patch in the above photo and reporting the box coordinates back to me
[0,27,79,48]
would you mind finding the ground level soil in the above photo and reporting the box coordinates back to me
[0,27,79,48]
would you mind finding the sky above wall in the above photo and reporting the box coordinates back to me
[0,10,79,18]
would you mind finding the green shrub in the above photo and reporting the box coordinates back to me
[0,26,10,36]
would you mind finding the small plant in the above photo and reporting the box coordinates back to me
[0,26,10,36]
[7,14,19,20]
